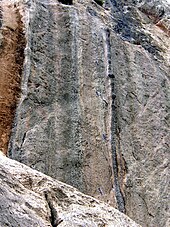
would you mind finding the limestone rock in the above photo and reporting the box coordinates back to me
[0,155,141,227]
[0,0,169,227]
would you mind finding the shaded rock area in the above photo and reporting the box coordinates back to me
[0,154,141,227]
[105,0,170,56]
[0,0,169,227]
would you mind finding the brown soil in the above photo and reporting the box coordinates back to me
[0,7,25,154]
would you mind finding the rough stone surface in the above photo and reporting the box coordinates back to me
[0,0,26,154]
[0,154,141,227]
[8,0,117,207]
[0,0,169,226]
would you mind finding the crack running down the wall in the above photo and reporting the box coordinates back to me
[44,192,63,227]
[106,28,125,213]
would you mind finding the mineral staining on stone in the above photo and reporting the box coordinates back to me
[0,2,26,154]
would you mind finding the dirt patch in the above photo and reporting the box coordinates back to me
[0,5,26,154]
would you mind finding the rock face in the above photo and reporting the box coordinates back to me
[0,154,141,227]
[0,0,169,226]
[0,0,26,154]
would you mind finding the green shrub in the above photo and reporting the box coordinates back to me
[94,0,105,6]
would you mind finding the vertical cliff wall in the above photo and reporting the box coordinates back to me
[107,1,170,226]
[0,0,169,226]
[7,0,116,207]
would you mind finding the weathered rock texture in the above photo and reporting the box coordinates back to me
[0,0,169,226]
[0,154,141,227]
[0,0,26,154]
[8,0,117,207]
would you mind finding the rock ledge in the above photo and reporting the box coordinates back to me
[0,154,140,227]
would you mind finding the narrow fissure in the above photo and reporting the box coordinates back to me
[111,84,125,213]
[0,6,26,155]
[0,6,2,27]
[44,192,63,227]
[106,28,125,213]
[20,132,26,149]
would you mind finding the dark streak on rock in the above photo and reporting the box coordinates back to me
[106,28,125,213]
[107,0,163,59]
[44,192,63,227]
[111,94,125,213]
[20,132,26,149]
[106,28,112,77]
[0,6,2,28]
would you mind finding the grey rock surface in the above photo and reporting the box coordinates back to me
[0,153,141,227]
[8,0,116,206]
[0,0,169,226]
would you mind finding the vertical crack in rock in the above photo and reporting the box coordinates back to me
[20,131,27,149]
[106,28,125,213]
[44,192,63,227]
[0,4,26,155]
[111,78,125,214]
[0,5,2,28]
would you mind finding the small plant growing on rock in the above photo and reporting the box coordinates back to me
[94,0,105,6]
